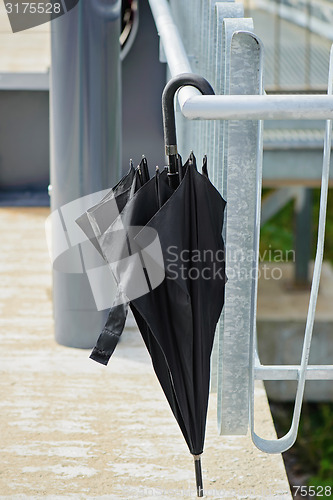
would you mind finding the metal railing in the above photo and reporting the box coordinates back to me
[148,0,333,454]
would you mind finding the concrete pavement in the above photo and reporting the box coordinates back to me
[0,207,291,499]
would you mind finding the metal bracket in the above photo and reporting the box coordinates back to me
[249,46,333,454]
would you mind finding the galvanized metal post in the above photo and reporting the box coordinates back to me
[210,1,244,392]
[50,0,122,348]
[217,27,263,436]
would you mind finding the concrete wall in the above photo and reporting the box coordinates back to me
[0,90,49,190]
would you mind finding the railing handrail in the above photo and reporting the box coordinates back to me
[182,94,333,120]
[148,0,333,122]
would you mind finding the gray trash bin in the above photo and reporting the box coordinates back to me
[49,0,121,348]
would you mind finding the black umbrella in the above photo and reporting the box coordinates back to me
[77,74,226,497]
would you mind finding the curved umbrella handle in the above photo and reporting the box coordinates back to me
[162,73,215,187]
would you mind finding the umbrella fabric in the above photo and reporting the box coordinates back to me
[80,154,226,457]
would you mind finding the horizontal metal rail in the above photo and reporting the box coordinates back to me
[182,95,333,121]
[255,364,333,380]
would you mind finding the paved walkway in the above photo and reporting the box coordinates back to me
[0,208,291,499]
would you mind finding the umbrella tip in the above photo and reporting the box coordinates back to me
[189,151,195,164]
[141,154,148,165]
[193,454,204,497]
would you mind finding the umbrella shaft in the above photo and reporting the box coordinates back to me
[167,154,179,188]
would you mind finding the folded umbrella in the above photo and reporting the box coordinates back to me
[77,74,226,497]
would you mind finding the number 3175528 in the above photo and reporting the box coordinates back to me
[5,3,61,14]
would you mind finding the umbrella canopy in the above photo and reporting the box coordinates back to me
[133,156,226,455]
[76,74,226,497]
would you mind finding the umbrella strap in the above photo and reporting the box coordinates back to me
[90,301,129,366]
